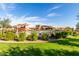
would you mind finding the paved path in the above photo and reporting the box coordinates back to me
[0,40,48,43]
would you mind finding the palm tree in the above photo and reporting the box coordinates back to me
[0,18,11,35]
[0,18,11,28]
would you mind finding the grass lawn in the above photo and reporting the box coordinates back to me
[0,36,79,56]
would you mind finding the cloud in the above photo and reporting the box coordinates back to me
[47,13,61,17]
[0,3,15,14]
[51,6,61,10]
[48,5,62,12]
[12,16,48,25]
[24,16,48,22]
[1,13,49,26]
[47,5,62,17]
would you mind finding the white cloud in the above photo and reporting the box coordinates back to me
[23,16,39,21]
[24,16,48,22]
[47,5,62,17]
[0,3,15,14]
[47,13,61,17]
[51,6,61,10]
[48,5,62,12]
[1,14,49,26]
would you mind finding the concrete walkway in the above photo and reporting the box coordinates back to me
[0,40,48,43]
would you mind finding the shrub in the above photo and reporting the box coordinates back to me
[54,32,62,39]
[31,31,38,41]
[26,35,32,41]
[5,31,16,41]
[26,31,38,41]
[62,31,68,38]
[64,30,73,36]
[73,31,79,36]
[42,32,48,40]
[0,33,3,39]
[55,31,69,39]
[50,33,55,38]
[14,34,19,41]
[18,32,26,41]
[50,31,68,39]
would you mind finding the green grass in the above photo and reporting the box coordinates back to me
[0,36,79,55]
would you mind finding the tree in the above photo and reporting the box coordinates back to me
[76,22,79,31]
[64,27,74,35]
[0,18,11,36]
[0,18,11,28]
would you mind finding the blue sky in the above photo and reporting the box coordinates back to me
[0,3,79,28]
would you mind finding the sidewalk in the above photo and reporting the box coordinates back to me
[0,40,48,43]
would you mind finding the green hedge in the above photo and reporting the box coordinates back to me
[18,32,26,41]
[42,32,48,40]
[31,31,38,41]
[5,32,16,41]
[50,31,68,39]
[26,31,38,41]
[0,33,3,39]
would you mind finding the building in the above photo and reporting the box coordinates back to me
[35,25,55,31]
[14,23,30,32]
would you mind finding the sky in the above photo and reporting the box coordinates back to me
[0,3,79,28]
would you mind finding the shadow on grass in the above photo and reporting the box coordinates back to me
[0,46,79,56]
[67,38,79,42]
[48,39,79,47]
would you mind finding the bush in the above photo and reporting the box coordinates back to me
[26,35,32,41]
[31,31,38,41]
[60,31,68,38]
[26,31,38,41]
[73,31,79,36]
[42,32,48,40]
[54,32,62,39]
[50,31,68,39]
[5,31,16,41]
[50,32,55,38]
[18,32,26,41]
[0,33,3,39]
[64,30,73,36]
